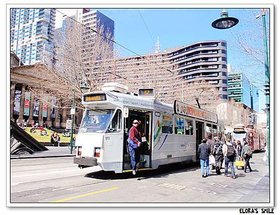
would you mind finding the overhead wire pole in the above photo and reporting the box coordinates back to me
[70,89,76,154]
[261,9,270,161]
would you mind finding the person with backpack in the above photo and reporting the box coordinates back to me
[241,141,253,173]
[213,136,224,175]
[222,133,237,179]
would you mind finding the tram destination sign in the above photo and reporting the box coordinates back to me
[83,93,107,102]
[174,100,218,123]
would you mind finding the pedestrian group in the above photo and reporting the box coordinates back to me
[198,133,253,179]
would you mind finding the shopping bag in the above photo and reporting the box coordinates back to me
[209,155,215,165]
[235,158,244,169]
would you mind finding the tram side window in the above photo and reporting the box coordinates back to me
[175,117,184,135]
[107,109,122,133]
[185,119,193,135]
[162,114,173,134]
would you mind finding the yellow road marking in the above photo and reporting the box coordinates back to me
[123,168,152,173]
[52,186,119,203]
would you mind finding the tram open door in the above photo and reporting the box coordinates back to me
[123,109,152,171]
[196,121,204,160]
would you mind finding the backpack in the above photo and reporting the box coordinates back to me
[213,143,223,155]
[227,144,235,157]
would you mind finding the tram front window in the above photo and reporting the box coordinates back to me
[79,109,114,133]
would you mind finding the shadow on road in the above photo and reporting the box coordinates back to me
[85,161,200,180]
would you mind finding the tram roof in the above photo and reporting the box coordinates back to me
[83,90,218,123]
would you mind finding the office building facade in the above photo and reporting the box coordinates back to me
[76,9,115,63]
[228,72,259,112]
[10,9,56,66]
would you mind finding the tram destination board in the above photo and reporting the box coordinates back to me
[174,100,218,123]
[83,93,107,102]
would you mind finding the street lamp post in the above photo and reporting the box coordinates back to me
[211,10,239,30]
[212,9,270,160]
[69,89,75,154]
[260,9,270,160]
[69,81,90,154]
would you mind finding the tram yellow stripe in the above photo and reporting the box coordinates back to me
[52,186,119,203]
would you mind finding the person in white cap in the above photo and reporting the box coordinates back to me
[127,120,141,175]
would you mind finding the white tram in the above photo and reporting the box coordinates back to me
[74,83,219,173]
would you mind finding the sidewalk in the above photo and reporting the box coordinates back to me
[10,146,76,159]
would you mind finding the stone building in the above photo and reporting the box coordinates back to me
[10,52,83,129]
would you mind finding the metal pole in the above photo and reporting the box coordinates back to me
[261,10,270,161]
[70,90,75,154]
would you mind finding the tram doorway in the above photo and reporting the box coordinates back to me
[196,121,204,160]
[123,109,152,170]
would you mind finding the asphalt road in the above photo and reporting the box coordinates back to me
[9,151,270,207]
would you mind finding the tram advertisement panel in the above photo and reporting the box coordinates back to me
[174,100,218,123]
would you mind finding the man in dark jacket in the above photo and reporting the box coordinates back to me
[198,138,211,177]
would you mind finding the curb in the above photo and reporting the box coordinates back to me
[10,154,75,159]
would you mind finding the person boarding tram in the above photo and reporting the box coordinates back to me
[127,120,142,175]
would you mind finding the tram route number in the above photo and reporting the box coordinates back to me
[239,208,274,214]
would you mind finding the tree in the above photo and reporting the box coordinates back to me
[179,80,219,112]
[229,9,269,89]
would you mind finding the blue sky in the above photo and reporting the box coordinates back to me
[58,7,270,111]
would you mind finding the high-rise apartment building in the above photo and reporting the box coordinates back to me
[169,40,228,100]
[10,9,56,66]
[97,40,228,111]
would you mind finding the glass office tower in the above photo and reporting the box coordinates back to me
[10,9,56,66]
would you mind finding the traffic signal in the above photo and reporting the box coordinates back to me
[264,83,270,96]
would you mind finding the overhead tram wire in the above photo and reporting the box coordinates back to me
[138,10,155,46]
[56,9,174,75]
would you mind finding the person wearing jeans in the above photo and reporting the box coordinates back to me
[198,139,211,178]
[222,133,237,179]
[224,156,236,178]
[200,158,210,177]
[127,120,141,175]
